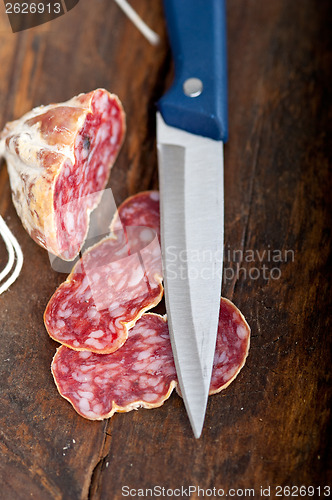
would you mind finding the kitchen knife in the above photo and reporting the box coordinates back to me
[156,0,228,438]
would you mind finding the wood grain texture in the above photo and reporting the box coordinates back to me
[0,0,331,499]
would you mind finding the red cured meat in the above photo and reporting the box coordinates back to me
[176,297,251,397]
[0,89,125,260]
[111,191,160,240]
[44,227,163,354]
[209,297,250,394]
[51,297,250,420]
[52,314,177,420]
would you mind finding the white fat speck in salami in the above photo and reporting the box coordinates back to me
[0,89,125,260]
[44,229,163,354]
[51,298,250,420]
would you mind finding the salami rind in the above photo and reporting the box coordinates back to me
[51,298,250,420]
[111,191,160,240]
[44,228,163,354]
[0,89,125,260]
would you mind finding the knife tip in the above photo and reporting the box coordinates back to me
[193,427,203,439]
[187,409,205,439]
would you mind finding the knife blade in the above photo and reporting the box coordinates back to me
[156,0,228,438]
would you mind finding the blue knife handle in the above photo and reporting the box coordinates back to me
[158,0,228,141]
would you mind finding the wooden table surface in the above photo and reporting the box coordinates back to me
[0,1,331,499]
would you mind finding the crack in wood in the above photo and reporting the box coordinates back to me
[88,422,112,500]
[229,110,264,299]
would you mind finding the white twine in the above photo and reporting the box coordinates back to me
[0,215,23,295]
[114,0,160,46]
[0,217,15,283]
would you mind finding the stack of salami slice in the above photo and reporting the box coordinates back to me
[45,191,251,421]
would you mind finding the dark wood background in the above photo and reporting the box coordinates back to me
[0,1,331,499]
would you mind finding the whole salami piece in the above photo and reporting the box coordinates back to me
[51,298,250,420]
[0,89,125,260]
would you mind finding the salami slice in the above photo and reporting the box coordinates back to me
[51,314,177,420]
[209,297,250,394]
[44,227,163,354]
[111,191,160,240]
[51,298,250,420]
[0,89,125,260]
[176,297,251,397]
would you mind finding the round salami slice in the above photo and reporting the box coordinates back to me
[51,313,177,420]
[206,297,250,394]
[51,298,250,420]
[111,191,160,240]
[0,89,125,260]
[44,228,163,354]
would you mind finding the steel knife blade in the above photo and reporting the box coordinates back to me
[156,0,228,438]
